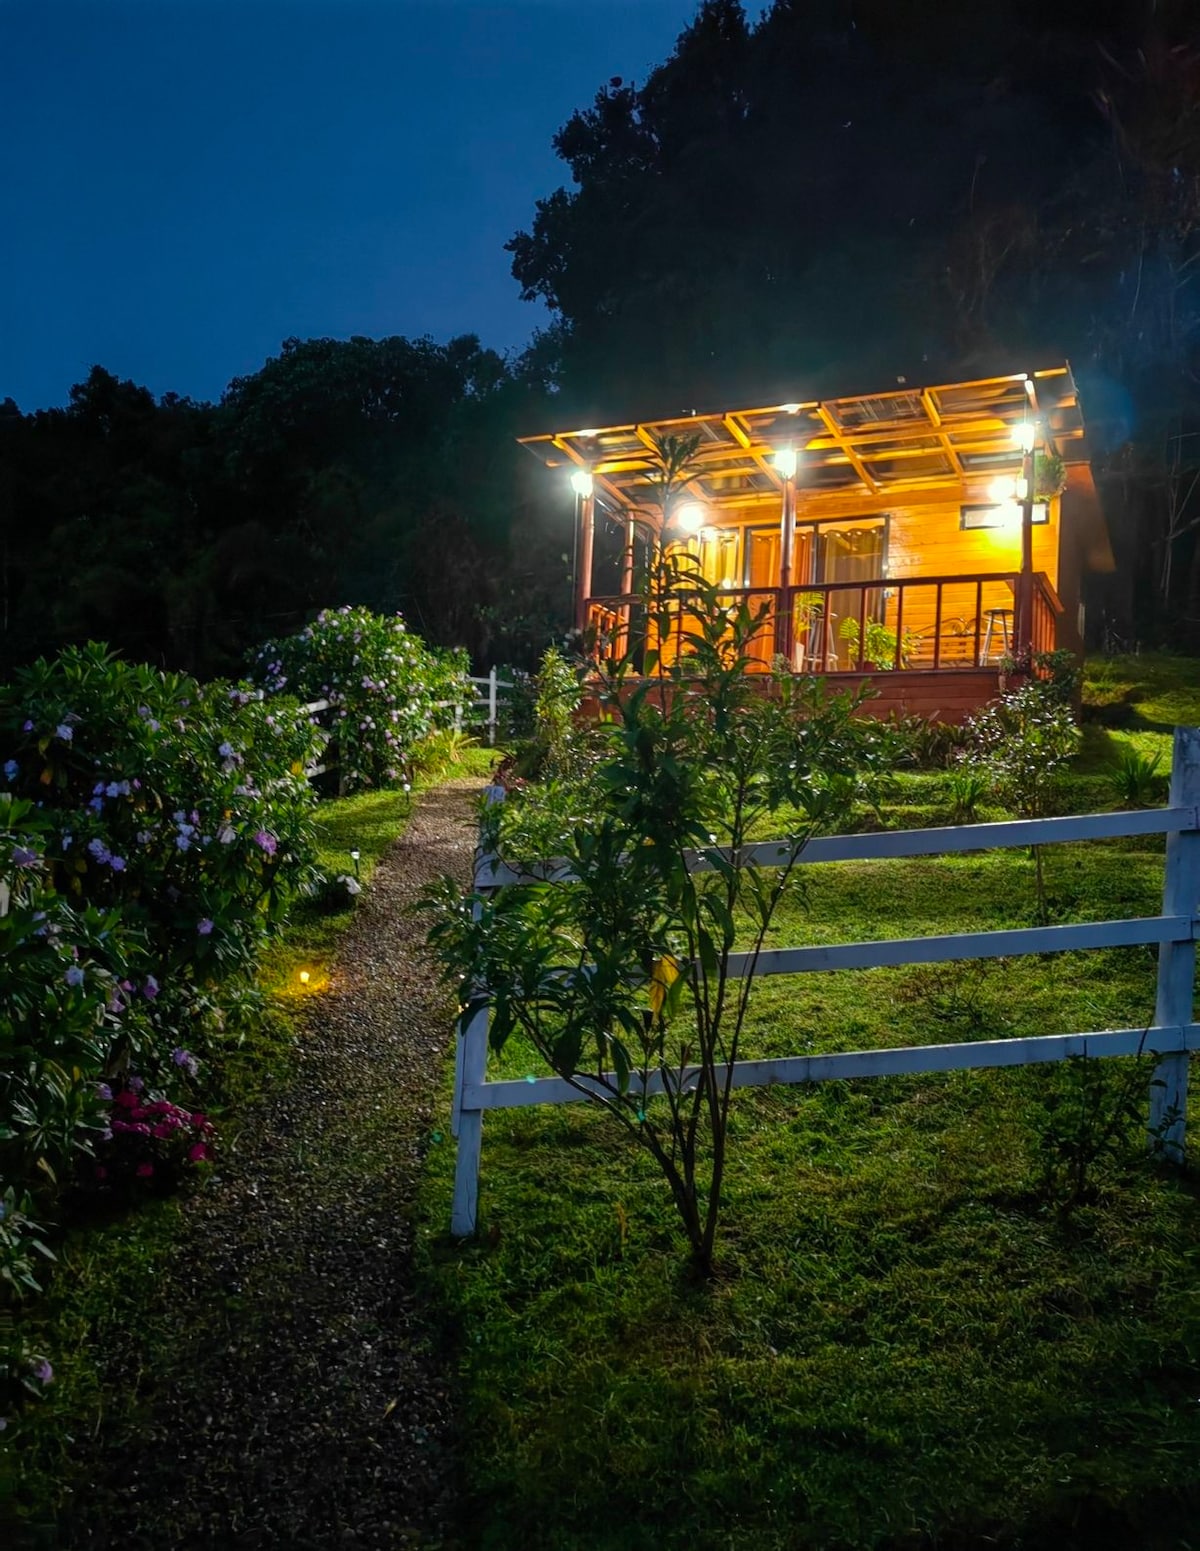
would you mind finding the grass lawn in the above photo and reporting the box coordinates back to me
[415,657,1200,1551]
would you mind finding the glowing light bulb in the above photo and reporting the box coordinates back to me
[675,501,706,534]
[299,970,310,985]
[1012,422,1037,454]
[988,475,1017,503]
[774,445,798,479]
[569,469,594,498]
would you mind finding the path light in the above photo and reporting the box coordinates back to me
[299,969,310,985]
[349,847,361,881]
[569,468,594,497]
[675,501,706,534]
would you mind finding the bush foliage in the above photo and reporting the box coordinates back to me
[252,604,471,792]
[0,643,325,1401]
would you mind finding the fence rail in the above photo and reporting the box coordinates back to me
[449,725,1200,1235]
[302,667,512,788]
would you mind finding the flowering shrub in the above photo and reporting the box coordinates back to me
[1,644,320,984]
[0,795,136,1187]
[84,1075,215,1197]
[252,605,471,792]
[0,645,321,1227]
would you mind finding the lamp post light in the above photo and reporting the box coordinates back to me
[774,443,799,662]
[1012,421,1038,667]
[569,468,595,634]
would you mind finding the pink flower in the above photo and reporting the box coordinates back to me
[187,1143,210,1163]
[136,1162,154,1178]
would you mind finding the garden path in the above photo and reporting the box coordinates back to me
[71,781,480,1551]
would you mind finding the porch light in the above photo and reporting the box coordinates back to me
[773,445,798,479]
[1012,422,1037,454]
[569,468,594,497]
[675,502,706,534]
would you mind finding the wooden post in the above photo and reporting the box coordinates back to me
[574,491,595,634]
[777,474,795,662]
[450,784,506,1236]
[1150,724,1200,1160]
[1016,444,1035,664]
[619,517,635,658]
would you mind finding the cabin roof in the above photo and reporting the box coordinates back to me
[518,366,1090,514]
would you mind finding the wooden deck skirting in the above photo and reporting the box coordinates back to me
[580,667,1005,727]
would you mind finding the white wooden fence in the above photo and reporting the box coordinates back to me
[449,725,1200,1235]
[451,669,513,747]
[302,668,511,789]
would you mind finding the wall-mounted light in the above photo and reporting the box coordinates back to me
[774,445,798,480]
[1012,422,1037,454]
[569,468,594,497]
[675,501,706,534]
[961,502,1048,531]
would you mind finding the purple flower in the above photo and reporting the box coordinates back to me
[64,965,85,987]
[128,1074,145,1092]
[176,833,191,851]
[11,846,38,867]
[55,723,74,742]
[87,837,111,864]
[197,918,214,936]
[32,1359,53,1384]
[254,830,278,856]
[109,855,126,872]
[218,742,234,758]
[97,1083,113,1100]
[3,759,17,782]
[22,718,33,731]
[171,1046,199,1078]
[143,976,159,1001]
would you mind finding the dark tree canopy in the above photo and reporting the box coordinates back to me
[508,0,1200,638]
[3,0,1200,669]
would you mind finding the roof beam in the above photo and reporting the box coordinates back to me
[814,404,881,494]
[920,389,966,481]
[723,413,784,492]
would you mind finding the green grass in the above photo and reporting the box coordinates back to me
[6,741,495,1539]
[415,660,1200,1551]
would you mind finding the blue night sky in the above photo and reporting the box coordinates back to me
[1,1,720,411]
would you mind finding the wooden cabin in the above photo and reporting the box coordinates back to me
[518,366,1114,723]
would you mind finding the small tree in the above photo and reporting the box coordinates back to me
[966,655,1081,922]
[426,556,897,1273]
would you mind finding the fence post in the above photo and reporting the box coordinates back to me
[488,665,498,746]
[450,784,505,1236]
[1150,724,1200,1160]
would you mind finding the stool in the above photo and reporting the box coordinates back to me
[981,608,1013,662]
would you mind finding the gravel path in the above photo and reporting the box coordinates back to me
[71,781,480,1551]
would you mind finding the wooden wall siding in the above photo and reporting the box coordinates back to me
[883,497,1059,588]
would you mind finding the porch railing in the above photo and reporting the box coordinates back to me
[586,571,1062,675]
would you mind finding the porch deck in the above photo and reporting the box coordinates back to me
[585,569,1060,721]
